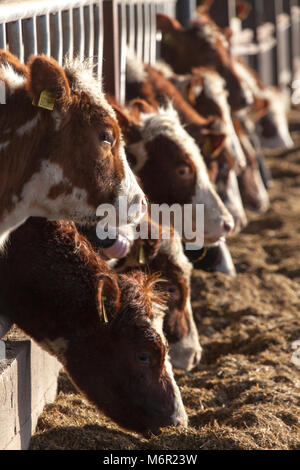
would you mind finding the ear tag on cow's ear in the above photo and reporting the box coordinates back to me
[33,90,55,110]
[163,33,175,45]
[139,242,146,265]
[101,296,109,323]
[196,247,207,262]
[202,137,212,157]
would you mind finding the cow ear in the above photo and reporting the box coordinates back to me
[0,50,28,77]
[26,54,70,108]
[113,104,133,130]
[236,1,252,20]
[251,97,270,120]
[97,276,120,324]
[156,13,183,33]
[128,98,155,117]
[187,76,203,106]
[197,0,214,15]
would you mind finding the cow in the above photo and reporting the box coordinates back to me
[0,217,187,436]
[233,57,294,149]
[156,12,251,112]
[79,216,202,372]
[113,98,235,245]
[168,66,249,232]
[0,50,146,247]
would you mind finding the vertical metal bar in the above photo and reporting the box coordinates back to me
[102,0,120,101]
[94,1,104,79]
[62,9,74,61]
[119,1,126,105]
[228,0,236,23]
[36,14,51,56]
[149,2,156,65]
[290,0,300,77]
[73,6,85,60]
[84,3,94,65]
[0,24,6,50]
[23,16,38,63]
[256,0,277,86]
[50,11,63,65]
[127,2,135,53]
[275,0,292,90]
[7,20,24,62]
[143,1,151,63]
[135,1,143,60]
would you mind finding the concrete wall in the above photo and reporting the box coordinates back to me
[0,340,61,450]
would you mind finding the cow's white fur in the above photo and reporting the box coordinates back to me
[127,102,233,242]
[16,115,40,136]
[0,64,26,91]
[200,69,247,169]
[0,160,95,249]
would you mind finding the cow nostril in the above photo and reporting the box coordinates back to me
[193,351,201,367]
[141,197,147,213]
[223,219,234,234]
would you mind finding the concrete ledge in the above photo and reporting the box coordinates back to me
[0,340,61,450]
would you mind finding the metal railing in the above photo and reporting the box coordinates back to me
[0,0,104,79]
[210,0,300,92]
[0,0,176,104]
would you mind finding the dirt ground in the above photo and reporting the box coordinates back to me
[8,113,300,450]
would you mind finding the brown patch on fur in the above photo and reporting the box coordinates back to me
[0,53,129,234]
[0,217,181,435]
[140,135,197,205]
[157,13,249,111]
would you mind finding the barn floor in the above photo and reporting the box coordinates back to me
[15,113,300,450]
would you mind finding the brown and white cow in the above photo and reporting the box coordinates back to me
[156,13,251,112]
[233,57,293,149]
[80,216,202,372]
[168,66,249,232]
[0,217,187,435]
[113,98,234,245]
[0,51,146,247]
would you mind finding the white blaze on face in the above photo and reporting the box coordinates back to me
[150,302,188,428]
[257,88,294,149]
[160,233,202,372]
[128,103,233,242]
[214,239,237,277]
[233,60,293,149]
[224,169,248,232]
[116,141,146,225]
[200,70,247,169]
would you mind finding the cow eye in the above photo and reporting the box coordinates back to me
[100,130,115,146]
[166,285,180,301]
[175,165,194,179]
[137,352,151,366]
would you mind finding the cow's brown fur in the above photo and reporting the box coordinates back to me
[156,13,250,111]
[0,51,144,244]
[0,217,187,435]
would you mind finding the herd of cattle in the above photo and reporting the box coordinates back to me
[0,3,294,437]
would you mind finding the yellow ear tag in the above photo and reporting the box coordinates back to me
[101,296,109,323]
[196,247,208,262]
[202,137,212,157]
[139,242,146,265]
[35,90,55,110]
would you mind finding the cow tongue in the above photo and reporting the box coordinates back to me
[102,233,131,259]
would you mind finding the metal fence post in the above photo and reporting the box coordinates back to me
[102,0,120,101]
